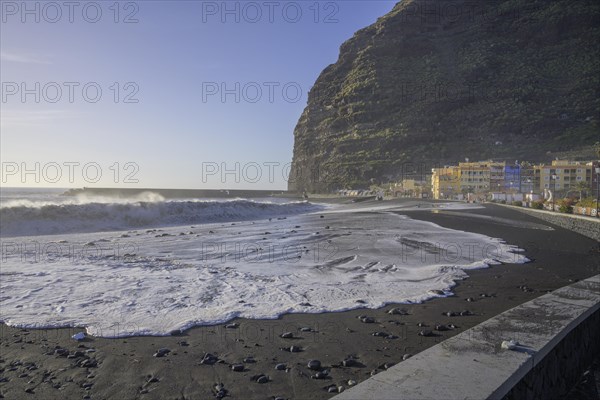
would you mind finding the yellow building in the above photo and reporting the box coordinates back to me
[458,161,505,193]
[396,179,431,198]
[402,179,417,192]
[534,160,593,194]
[431,167,461,199]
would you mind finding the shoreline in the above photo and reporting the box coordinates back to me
[1,203,599,399]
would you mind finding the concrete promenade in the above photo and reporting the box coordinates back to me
[493,204,600,241]
[333,275,600,400]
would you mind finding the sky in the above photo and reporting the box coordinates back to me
[0,0,396,190]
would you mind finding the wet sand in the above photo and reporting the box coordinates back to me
[1,202,598,399]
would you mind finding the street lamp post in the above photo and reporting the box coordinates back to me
[551,174,557,212]
[595,167,600,218]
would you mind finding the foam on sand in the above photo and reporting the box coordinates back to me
[0,207,529,337]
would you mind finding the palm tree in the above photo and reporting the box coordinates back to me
[573,181,590,201]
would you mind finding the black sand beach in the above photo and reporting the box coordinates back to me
[1,201,598,400]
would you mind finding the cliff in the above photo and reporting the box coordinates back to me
[289,0,600,192]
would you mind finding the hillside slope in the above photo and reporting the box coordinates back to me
[289,0,600,192]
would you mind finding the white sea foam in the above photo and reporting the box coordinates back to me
[0,205,529,337]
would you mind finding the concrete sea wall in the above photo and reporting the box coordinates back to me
[333,275,600,400]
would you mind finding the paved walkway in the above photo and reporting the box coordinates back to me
[333,275,600,400]
[498,203,600,222]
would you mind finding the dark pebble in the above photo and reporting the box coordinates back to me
[200,353,219,365]
[154,348,171,357]
[342,358,358,367]
[419,330,434,337]
[312,371,329,379]
[274,363,287,371]
[54,348,68,356]
[280,332,294,339]
[444,311,458,317]
[307,360,321,370]
[231,364,244,372]
[79,359,97,368]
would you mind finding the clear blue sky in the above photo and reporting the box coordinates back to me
[1,1,396,190]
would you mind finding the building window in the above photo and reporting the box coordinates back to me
[577,176,583,181]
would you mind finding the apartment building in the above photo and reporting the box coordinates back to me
[534,160,593,194]
[431,166,461,199]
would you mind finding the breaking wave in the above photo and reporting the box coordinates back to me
[0,197,322,237]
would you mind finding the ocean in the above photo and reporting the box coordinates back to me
[0,188,528,337]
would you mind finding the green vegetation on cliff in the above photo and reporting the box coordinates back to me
[289,0,600,192]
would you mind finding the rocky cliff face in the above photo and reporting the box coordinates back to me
[289,0,600,192]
